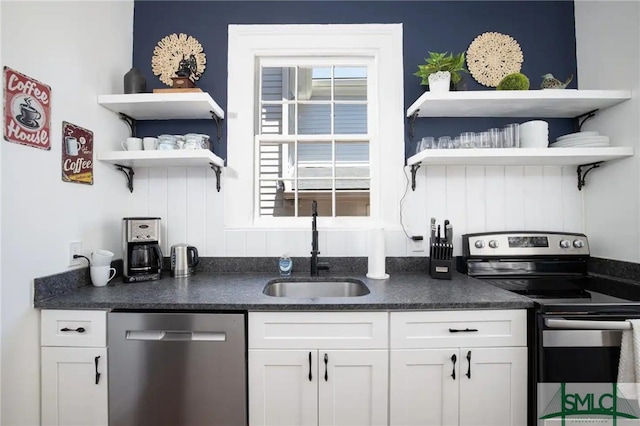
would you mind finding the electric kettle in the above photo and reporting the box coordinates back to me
[170,244,199,277]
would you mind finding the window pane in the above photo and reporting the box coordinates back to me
[260,104,283,134]
[259,180,295,217]
[298,179,332,191]
[298,104,331,134]
[336,141,369,162]
[335,104,367,134]
[259,142,295,179]
[334,67,367,101]
[297,141,331,163]
[299,195,332,217]
[298,67,331,101]
[261,67,286,101]
[335,188,370,217]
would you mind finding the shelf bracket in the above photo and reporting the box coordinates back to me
[577,161,602,191]
[574,109,598,132]
[410,164,420,191]
[115,164,135,193]
[209,163,222,192]
[118,113,136,138]
[407,110,419,142]
[210,111,223,142]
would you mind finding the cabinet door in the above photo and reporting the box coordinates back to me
[459,347,527,426]
[41,347,108,426]
[390,349,459,426]
[249,349,318,426]
[318,350,388,426]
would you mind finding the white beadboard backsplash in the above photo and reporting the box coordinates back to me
[127,164,583,257]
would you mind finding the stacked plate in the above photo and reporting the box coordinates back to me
[549,131,610,148]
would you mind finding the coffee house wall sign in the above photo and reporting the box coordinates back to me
[3,66,51,150]
[62,121,93,185]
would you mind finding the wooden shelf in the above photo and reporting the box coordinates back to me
[97,92,224,120]
[406,90,631,118]
[407,147,634,167]
[98,149,224,168]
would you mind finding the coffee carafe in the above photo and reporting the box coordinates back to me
[122,217,163,283]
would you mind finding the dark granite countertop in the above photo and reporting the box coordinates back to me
[34,271,533,311]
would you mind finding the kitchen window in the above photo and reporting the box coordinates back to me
[258,62,371,218]
[226,24,404,229]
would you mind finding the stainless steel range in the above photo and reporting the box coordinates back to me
[458,231,640,424]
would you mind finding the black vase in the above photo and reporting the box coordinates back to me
[124,68,146,94]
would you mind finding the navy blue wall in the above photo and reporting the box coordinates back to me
[133,1,577,161]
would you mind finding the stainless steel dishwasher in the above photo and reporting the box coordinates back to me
[108,311,247,425]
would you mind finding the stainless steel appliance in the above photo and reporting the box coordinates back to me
[108,312,247,426]
[459,231,640,424]
[122,217,163,283]
[170,243,199,277]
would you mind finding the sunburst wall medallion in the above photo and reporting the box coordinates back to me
[152,33,206,86]
[467,32,523,87]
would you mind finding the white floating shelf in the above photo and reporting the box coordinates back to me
[407,147,634,167]
[97,92,224,120]
[99,149,224,168]
[406,90,632,118]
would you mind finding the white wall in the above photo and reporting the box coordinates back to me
[0,1,134,424]
[575,1,640,262]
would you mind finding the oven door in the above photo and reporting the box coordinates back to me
[536,315,640,424]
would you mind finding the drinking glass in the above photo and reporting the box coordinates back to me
[475,132,490,148]
[437,136,452,149]
[416,136,434,154]
[503,123,520,148]
[488,128,502,148]
[460,132,475,149]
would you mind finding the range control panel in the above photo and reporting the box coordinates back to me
[463,232,589,257]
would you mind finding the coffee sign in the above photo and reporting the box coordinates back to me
[3,66,51,150]
[62,121,93,185]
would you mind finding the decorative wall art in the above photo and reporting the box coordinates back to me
[466,32,524,87]
[3,66,51,150]
[151,33,206,89]
[61,121,93,185]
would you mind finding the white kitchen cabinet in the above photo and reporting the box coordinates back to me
[40,310,108,426]
[390,310,528,426]
[41,347,108,426]
[249,312,389,426]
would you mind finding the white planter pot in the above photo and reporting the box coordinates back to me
[428,71,451,93]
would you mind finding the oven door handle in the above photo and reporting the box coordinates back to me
[545,318,631,330]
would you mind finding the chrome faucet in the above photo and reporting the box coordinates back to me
[310,200,329,276]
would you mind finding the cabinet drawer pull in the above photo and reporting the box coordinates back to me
[448,328,478,333]
[94,356,101,385]
[466,351,472,379]
[308,352,313,382]
[451,353,457,380]
[61,327,86,333]
[324,353,328,382]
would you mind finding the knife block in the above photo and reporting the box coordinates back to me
[429,257,454,280]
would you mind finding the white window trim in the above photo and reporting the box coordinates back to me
[226,24,404,229]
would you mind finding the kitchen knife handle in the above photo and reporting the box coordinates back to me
[451,353,457,380]
[466,351,472,379]
[308,351,313,382]
[61,327,85,333]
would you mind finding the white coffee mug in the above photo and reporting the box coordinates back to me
[90,266,116,287]
[121,137,143,151]
[65,136,81,156]
[91,250,114,267]
[143,137,158,150]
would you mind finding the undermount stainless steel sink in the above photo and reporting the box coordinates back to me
[263,278,370,298]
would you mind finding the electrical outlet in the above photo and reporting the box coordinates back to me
[411,237,425,253]
[69,241,82,266]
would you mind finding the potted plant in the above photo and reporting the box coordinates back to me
[414,51,468,92]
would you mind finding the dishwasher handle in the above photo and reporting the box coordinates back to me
[126,330,227,341]
[545,318,631,330]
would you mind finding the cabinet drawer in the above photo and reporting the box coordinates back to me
[390,309,526,349]
[41,310,107,347]
[249,312,388,349]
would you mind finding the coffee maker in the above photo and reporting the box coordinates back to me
[122,217,163,283]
